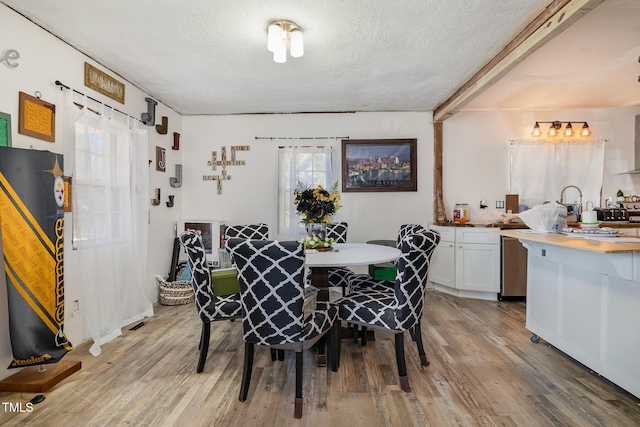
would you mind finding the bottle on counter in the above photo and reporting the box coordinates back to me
[453,203,470,223]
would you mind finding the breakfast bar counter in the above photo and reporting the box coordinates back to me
[495,230,640,399]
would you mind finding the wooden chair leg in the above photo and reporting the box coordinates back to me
[270,349,277,361]
[294,351,303,418]
[395,333,411,393]
[317,334,327,367]
[409,326,416,342]
[414,320,430,367]
[361,326,368,346]
[197,322,210,373]
[331,320,340,372]
[239,342,254,402]
[277,349,285,361]
[352,324,359,344]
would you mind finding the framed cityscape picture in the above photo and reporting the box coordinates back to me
[341,138,417,192]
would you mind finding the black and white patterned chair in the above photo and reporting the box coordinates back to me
[305,222,354,294]
[225,223,269,240]
[336,230,440,392]
[227,238,340,419]
[178,230,242,373]
[349,223,427,293]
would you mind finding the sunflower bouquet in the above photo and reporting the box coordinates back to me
[293,182,341,224]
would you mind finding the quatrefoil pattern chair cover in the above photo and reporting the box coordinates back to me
[225,223,269,240]
[227,239,337,350]
[349,223,428,293]
[179,230,242,321]
[338,230,440,332]
[396,224,426,248]
[308,222,353,290]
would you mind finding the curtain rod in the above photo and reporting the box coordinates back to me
[55,80,142,123]
[255,136,349,140]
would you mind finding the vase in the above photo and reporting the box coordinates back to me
[306,223,327,240]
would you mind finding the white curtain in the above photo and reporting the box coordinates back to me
[511,139,605,209]
[277,146,334,239]
[64,91,153,356]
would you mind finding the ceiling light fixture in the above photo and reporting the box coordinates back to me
[267,20,303,63]
[530,121,591,138]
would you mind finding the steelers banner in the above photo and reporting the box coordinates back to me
[0,147,71,368]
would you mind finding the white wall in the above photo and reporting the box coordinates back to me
[0,5,182,380]
[442,109,640,222]
[181,112,434,244]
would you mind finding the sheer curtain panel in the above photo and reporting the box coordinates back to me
[65,93,152,356]
[511,140,605,209]
[277,146,334,239]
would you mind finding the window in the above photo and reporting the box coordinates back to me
[278,147,334,237]
[73,112,132,246]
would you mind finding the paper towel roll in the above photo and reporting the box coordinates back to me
[582,210,597,223]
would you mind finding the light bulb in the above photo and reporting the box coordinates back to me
[267,23,281,53]
[580,122,591,137]
[548,125,557,137]
[564,122,574,137]
[290,30,304,57]
[273,43,286,63]
[531,122,541,137]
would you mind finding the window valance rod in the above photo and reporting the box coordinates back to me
[54,80,142,123]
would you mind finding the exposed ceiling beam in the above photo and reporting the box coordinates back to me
[433,0,605,122]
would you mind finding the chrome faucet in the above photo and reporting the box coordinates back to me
[559,185,583,216]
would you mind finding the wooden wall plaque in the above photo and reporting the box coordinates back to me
[18,92,55,142]
[84,62,125,104]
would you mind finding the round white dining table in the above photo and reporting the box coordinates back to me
[305,243,401,268]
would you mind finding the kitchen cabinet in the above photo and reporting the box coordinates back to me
[429,226,500,300]
[428,226,455,287]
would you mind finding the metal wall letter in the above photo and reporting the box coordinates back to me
[172,132,180,150]
[156,146,166,172]
[151,188,161,206]
[155,116,168,134]
[141,97,157,125]
[170,164,182,188]
[1,49,20,68]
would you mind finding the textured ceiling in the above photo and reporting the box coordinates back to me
[462,0,640,111]
[2,0,638,115]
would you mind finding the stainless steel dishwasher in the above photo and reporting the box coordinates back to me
[500,236,527,299]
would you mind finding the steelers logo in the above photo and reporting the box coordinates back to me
[54,176,65,208]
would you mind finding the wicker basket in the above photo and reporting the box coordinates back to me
[156,276,194,306]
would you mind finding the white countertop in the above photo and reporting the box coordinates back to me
[496,229,640,254]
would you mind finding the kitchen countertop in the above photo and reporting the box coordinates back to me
[446,221,640,229]
[496,229,640,254]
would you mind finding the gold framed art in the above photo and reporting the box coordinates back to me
[84,62,125,104]
[18,92,55,142]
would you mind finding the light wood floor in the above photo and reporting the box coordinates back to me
[1,290,639,426]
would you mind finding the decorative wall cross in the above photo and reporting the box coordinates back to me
[203,145,250,194]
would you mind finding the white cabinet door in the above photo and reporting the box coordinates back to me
[428,241,455,287]
[455,242,500,292]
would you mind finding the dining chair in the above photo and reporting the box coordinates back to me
[178,230,242,373]
[336,230,440,392]
[223,223,287,359]
[306,222,353,295]
[226,238,340,419]
[224,223,270,240]
[350,223,427,294]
